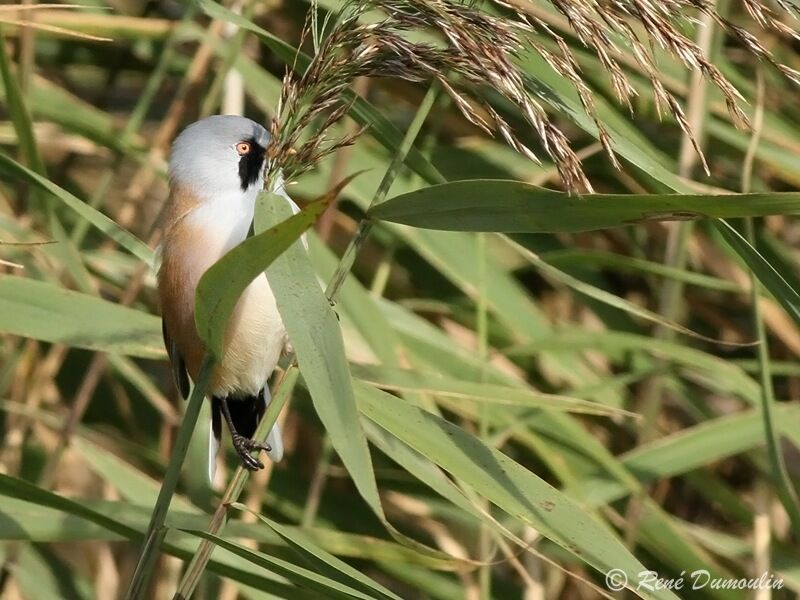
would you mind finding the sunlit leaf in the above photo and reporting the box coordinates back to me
[371,179,800,233]
[0,275,162,358]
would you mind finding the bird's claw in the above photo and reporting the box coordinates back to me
[232,434,271,471]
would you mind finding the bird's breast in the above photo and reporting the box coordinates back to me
[158,197,286,397]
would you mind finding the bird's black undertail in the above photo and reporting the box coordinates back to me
[212,391,271,470]
[211,391,266,441]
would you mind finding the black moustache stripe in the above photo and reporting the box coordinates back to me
[238,139,266,191]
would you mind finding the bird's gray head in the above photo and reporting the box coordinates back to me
[169,115,270,198]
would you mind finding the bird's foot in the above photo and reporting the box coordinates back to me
[231,434,271,471]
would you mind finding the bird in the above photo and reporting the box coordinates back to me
[156,115,297,481]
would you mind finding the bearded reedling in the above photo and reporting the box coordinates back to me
[157,115,298,480]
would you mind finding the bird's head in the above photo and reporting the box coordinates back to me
[168,115,270,201]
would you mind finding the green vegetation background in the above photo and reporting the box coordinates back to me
[2,1,800,599]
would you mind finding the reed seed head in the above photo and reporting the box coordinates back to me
[265,0,800,192]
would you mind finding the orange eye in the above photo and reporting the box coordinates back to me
[236,141,252,155]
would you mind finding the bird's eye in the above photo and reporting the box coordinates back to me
[236,141,252,155]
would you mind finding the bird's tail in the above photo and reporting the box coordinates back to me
[208,388,284,483]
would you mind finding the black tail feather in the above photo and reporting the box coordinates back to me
[212,392,265,440]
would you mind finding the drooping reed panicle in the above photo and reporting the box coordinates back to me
[265,0,800,192]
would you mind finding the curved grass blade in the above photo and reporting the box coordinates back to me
[0,476,323,598]
[181,529,382,600]
[508,238,753,347]
[0,31,44,175]
[351,364,636,418]
[540,249,742,292]
[0,153,152,263]
[356,385,679,600]
[255,193,384,526]
[230,503,404,600]
[715,219,800,327]
[569,404,800,507]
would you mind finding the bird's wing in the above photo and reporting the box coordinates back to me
[162,318,190,399]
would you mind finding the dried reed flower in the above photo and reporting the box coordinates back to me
[266,0,591,191]
[505,0,800,173]
[266,0,800,192]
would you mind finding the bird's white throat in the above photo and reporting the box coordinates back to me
[185,187,259,256]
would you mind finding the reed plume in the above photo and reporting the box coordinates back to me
[266,0,800,192]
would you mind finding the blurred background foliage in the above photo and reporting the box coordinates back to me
[2,0,800,599]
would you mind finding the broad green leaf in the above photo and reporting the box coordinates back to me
[73,437,197,513]
[0,497,122,542]
[362,415,595,575]
[370,179,800,233]
[0,275,163,358]
[0,153,152,263]
[357,385,679,600]
[255,196,381,529]
[0,478,326,598]
[257,193,454,563]
[0,474,140,541]
[194,193,328,357]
